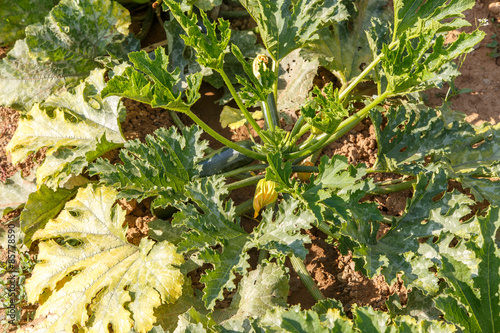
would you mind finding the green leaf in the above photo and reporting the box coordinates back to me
[172,176,250,309]
[0,171,36,216]
[89,125,208,208]
[102,47,203,112]
[216,263,289,326]
[301,83,348,134]
[240,0,348,61]
[0,0,138,111]
[350,171,479,292]
[371,105,500,205]
[20,185,77,248]
[251,198,316,259]
[24,185,184,332]
[6,69,125,189]
[164,0,231,70]
[381,24,484,95]
[435,206,500,333]
[152,279,208,332]
[302,0,392,84]
[265,152,294,191]
[0,0,59,45]
[393,0,476,38]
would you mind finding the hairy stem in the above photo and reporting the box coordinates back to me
[234,198,254,216]
[289,254,325,301]
[370,178,416,195]
[221,164,268,178]
[226,174,264,192]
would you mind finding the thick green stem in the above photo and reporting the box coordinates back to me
[289,254,325,301]
[257,249,269,264]
[286,91,391,161]
[338,40,397,102]
[234,198,254,216]
[226,174,264,192]
[221,164,268,178]
[185,110,266,161]
[370,178,416,195]
[290,116,305,139]
[218,70,266,140]
[168,110,185,130]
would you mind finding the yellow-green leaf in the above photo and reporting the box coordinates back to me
[23,185,184,333]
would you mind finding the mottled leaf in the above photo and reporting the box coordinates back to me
[0,0,138,110]
[0,171,36,216]
[0,0,59,45]
[172,176,250,309]
[435,206,500,333]
[89,125,208,208]
[302,0,392,85]
[240,0,348,61]
[102,48,202,112]
[22,185,184,333]
[350,171,479,292]
[6,69,125,189]
[251,198,316,259]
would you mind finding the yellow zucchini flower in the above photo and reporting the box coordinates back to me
[253,179,278,218]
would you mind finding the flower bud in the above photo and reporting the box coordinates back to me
[297,161,314,182]
[252,54,270,80]
[253,178,278,218]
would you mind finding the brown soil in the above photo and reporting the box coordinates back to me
[1,0,499,330]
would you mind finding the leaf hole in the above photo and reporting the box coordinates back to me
[399,146,408,153]
[432,191,445,202]
[69,210,80,217]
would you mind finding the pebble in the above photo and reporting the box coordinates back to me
[489,2,500,14]
[483,78,491,85]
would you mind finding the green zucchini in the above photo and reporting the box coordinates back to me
[199,140,255,177]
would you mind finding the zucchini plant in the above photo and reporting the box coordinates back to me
[1,0,499,332]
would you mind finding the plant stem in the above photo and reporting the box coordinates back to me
[290,115,305,139]
[221,164,268,178]
[185,109,266,161]
[338,40,397,102]
[289,254,325,301]
[226,174,264,192]
[235,198,254,216]
[370,178,416,195]
[287,91,391,161]
[257,249,268,264]
[168,110,185,130]
[217,69,266,141]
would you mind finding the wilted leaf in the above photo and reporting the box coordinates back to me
[23,185,184,332]
[220,105,262,130]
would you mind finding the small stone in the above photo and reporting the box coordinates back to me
[483,78,491,86]
[489,2,500,14]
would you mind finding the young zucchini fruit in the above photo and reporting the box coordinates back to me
[199,140,255,176]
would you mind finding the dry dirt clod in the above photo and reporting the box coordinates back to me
[488,2,500,14]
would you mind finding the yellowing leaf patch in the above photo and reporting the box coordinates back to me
[23,185,184,333]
